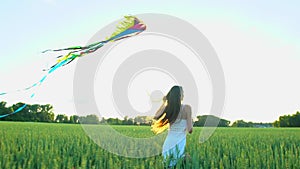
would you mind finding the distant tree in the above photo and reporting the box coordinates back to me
[279,115,290,127]
[55,114,68,123]
[106,117,122,125]
[122,116,134,125]
[219,118,231,127]
[7,103,31,121]
[0,101,7,110]
[99,117,106,124]
[274,111,300,127]
[194,115,230,127]
[127,118,134,125]
[230,120,272,128]
[289,112,300,127]
[33,104,55,122]
[69,115,79,124]
[134,116,152,125]
[231,120,251,127]
[273,120,280,127]
[79,114,99,124]
[294,112,300,127]
[0,101,11,120]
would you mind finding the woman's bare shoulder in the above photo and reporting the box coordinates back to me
[183,104,192,116]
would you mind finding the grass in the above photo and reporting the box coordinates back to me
[0,121,299,168]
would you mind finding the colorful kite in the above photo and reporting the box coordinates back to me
[0,16,146,118]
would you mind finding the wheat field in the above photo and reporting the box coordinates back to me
[0,122,299,169]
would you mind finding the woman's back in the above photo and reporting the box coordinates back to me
[169,104,187,133]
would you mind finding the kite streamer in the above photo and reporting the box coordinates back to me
[0,16,146,118]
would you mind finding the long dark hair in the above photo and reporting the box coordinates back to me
[151,86,183,134]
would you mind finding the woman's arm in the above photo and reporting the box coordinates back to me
[154,102,166,120]
[185,105,193,134]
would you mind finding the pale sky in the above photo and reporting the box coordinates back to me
[0,1,299,123]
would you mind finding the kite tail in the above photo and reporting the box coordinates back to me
[0,57,73,118]
[42,41,105,53]
[42,41,105,71]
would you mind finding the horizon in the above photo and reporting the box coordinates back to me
[0,100,290,124]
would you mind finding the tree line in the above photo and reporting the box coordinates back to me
[0,102,54,122]
[1,101,299,127]
[273,111,300,127]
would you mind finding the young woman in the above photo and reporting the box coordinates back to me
[151,86,193,168]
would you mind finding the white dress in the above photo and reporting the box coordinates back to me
[162,104,187,167]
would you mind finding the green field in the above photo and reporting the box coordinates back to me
[0,122,299,169]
